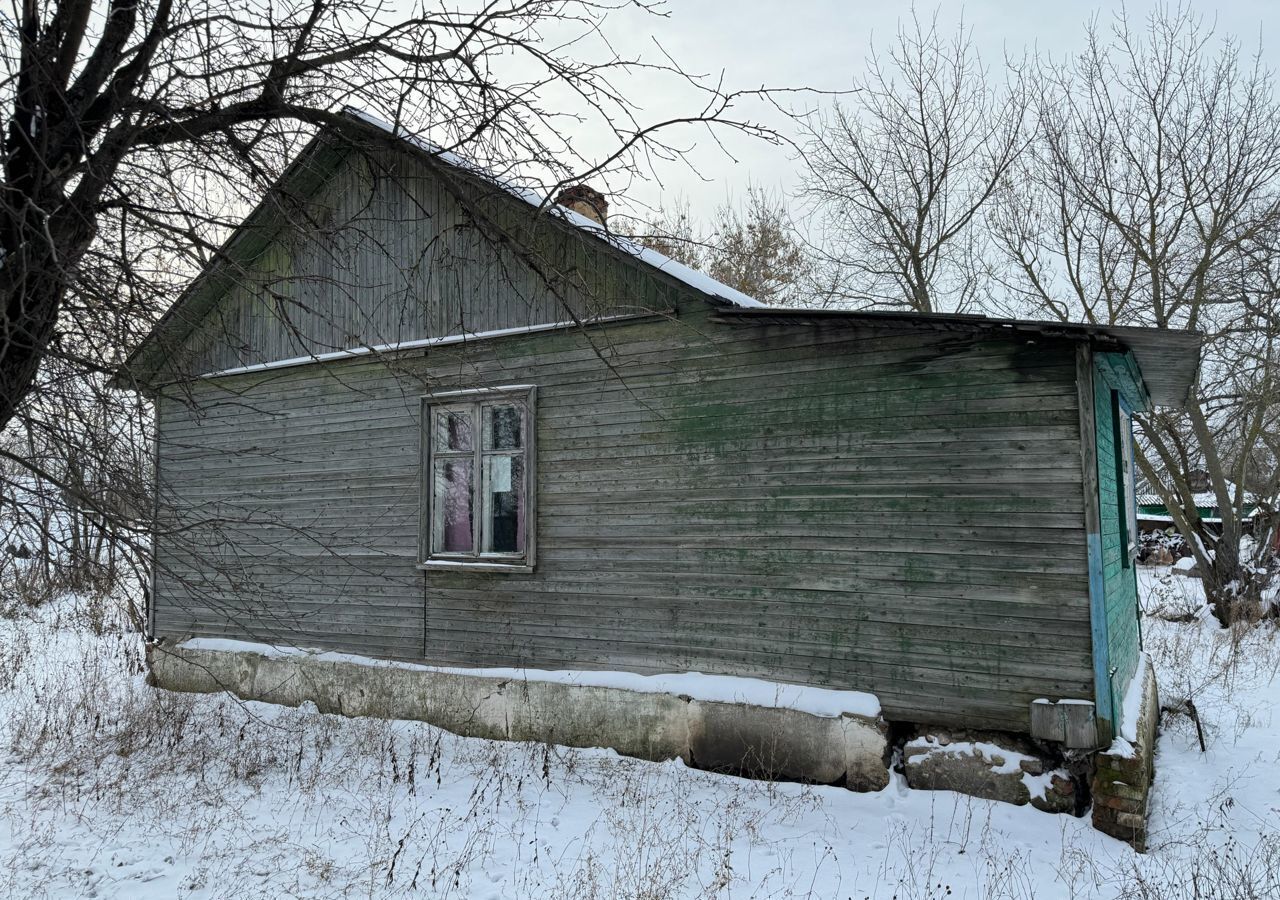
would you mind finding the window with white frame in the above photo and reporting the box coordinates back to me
[1116,399,1139,565]
[421,386,535,570]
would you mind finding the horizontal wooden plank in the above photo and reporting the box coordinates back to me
[420,632,1092,700]
[154,267,1093,733]
[169,366,1080,436]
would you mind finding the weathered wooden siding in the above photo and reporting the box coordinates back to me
[1092,354,1142,725]
[154,300,1096,732]
[166,144,633,379]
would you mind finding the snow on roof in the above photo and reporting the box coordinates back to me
[1136,484,1257,509]
[343,108,766,310]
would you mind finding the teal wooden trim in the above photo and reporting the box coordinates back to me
[1091,354,1142,743]
[1111,395,1136,569]
[1087,532,1113,730]
[1076,345,1114,744]
[1095,351,1149,412]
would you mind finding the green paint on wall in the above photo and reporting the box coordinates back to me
[1093,352,1143,732]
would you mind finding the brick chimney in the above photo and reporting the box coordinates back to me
[555,184,608,226]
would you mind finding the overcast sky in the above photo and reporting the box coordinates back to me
[566,1,1280,220]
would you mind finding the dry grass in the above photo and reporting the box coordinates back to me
[0,592,849,899]
[1,580,1278,898]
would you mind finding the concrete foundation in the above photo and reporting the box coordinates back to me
[151,640,1160,835]
[148,642,891,790]
[688,700,890,790]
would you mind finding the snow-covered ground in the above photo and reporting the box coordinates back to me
[0,570,1276,899]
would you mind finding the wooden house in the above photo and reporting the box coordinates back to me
[120,111,1201,763]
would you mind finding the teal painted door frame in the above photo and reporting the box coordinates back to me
[1080,347,1147,747]
[1077,345,1115,743]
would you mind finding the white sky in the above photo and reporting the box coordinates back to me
[549,0,1280,220]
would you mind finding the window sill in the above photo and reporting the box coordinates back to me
[418,559,535,574]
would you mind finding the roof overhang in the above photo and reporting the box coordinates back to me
[711,307,1203,409]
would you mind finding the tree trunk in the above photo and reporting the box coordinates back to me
[1201,527,1267,625]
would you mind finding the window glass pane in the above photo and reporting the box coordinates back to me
[435,409,473,452]
[484,404,522,451]
[1120,411,1138,551]
[433,459,473,552]
[483,455,525,554]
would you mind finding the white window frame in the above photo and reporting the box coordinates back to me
[419,385,536,573]
[1117,400,1139,565]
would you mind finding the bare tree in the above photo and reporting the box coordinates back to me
[991,6,1280,622]
[0,359,149,618]
[622,198,705,269]
[0,0,789,429]
[799,10,1026,313]
[705,185,810,306]
[621,186,811,304]
[0,0,795,611]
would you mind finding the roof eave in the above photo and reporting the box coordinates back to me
[709,307,1203,409]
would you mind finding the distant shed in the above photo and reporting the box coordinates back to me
[1136,488,1258,530]
[1136,486,1278,553]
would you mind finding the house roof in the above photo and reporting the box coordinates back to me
[1137,485,1257,510]
[341,109,767,311]
[711,307,1203,408]
[117,107,1203,402]
[118,108,765,385]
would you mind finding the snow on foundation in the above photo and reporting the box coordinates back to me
[904,737,1037,776]
[178,637,881,719]
[1100,652,1152,759]
[1120,653,1151,744]
[904,735,1063,800]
